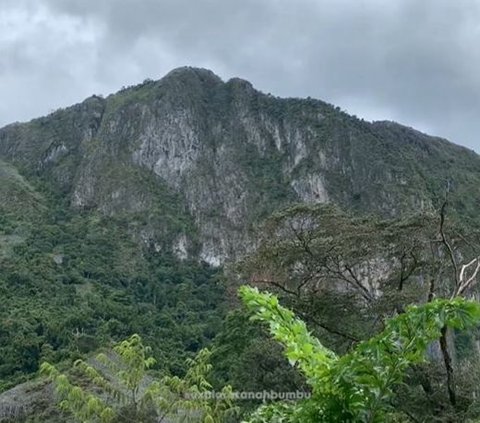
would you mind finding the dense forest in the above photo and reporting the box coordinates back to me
[3,197,480,421]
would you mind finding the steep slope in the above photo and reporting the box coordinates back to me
[1,67,479,265]
[0,159,44,218]
[0,159,46,258]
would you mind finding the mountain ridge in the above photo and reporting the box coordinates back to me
[1,67,480,265]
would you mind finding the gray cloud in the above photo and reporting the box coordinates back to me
[1,0,479,151]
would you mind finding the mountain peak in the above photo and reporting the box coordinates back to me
[162,66,223,84]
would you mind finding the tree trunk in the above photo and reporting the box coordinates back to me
[439,326,456,408]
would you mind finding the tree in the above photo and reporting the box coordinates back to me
[239,286,480,422]
[41,334,155,422]
[238,204,438,346]
[239,203,480,418]
[146,348,237,422]
[41,335,236,423]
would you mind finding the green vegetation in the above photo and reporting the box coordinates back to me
[240,286,480,422]
[0,186,225,390]
[38,289,480,423]
[213,204,480,421]
[2,68,480,421]
[41,335,236,423]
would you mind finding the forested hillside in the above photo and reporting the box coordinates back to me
[1,68,480,422]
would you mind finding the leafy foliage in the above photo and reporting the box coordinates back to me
[240,286,480,422]
[41,336,236,423]
[40,363,115,423]
[147,348,237,422]
[41,335,157,422]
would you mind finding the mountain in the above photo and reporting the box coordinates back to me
[1,66,479,266]
[2,67,480,413]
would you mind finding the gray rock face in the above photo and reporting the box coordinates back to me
[1,67,480,264]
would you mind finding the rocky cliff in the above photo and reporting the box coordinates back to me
[1,67,479,265]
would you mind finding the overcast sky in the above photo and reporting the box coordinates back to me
[1,0,480,151]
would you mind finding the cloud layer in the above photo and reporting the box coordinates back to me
[1,0,479,151]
